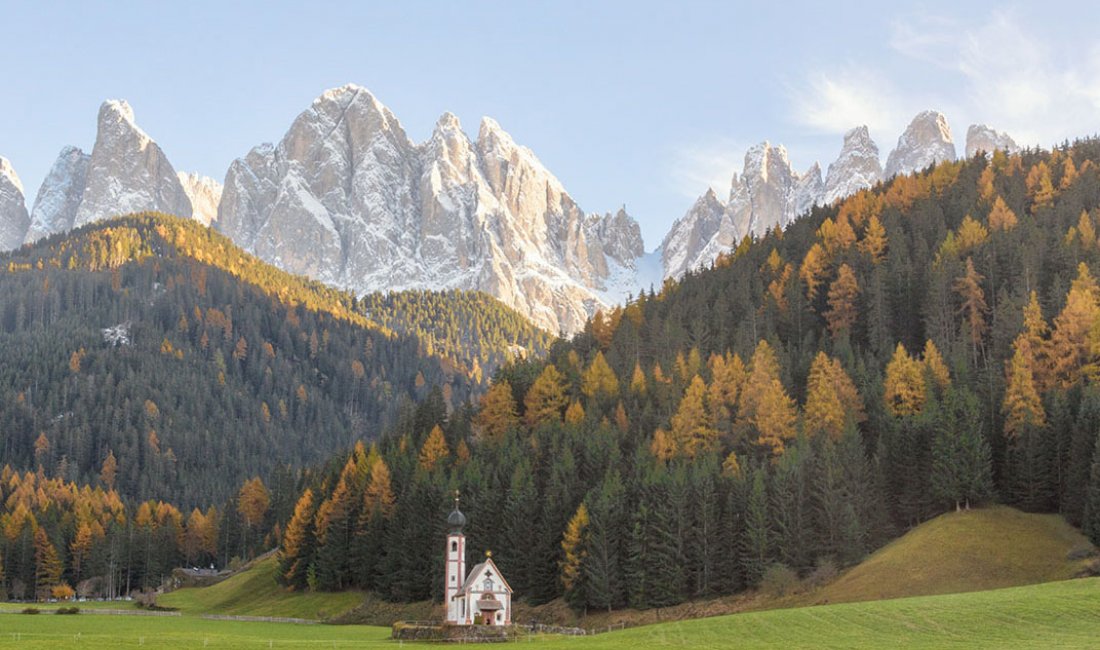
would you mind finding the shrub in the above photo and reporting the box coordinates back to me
[21,608,40,615]
[55,607,80,615]
[760,563,800,597]
[806,556,839,587]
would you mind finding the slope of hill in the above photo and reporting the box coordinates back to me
[0,213,471,506]
[158,555,362,621]
[359,289,555,385]
[807,505,1094,605]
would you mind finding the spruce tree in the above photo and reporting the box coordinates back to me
[742,467,770,585]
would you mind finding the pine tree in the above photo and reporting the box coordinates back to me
[312,460,360,590]
[771,440,811,570]
[1083,430,1100,546]
[742,467,769,585]
[931,388,994,511]
[584,471,625,611]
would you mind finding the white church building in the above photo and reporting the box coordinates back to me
[444,496,513,626]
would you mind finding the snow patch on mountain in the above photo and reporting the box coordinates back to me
[178,172,223,226]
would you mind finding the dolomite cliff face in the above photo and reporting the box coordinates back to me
[217,85,643,334]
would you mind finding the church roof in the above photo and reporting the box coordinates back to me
[456,557,513,595]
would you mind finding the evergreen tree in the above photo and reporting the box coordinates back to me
[742,467,770,585]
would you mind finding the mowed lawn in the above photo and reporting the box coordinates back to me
[2,577,1098,649]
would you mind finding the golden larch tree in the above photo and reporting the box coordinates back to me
[559,503,589,593]
[670,376,718,458]
[884,343,926,417]
[858,214,887,264]
[804,351,865,440]
[524,364,568,428]
[800,243,827,300]
[418,425,450,471]
[1002,346,1046,439]
[922,339,952,388]
[954,257,988,351]
[707,352,747,432]
[475,381,520,442]
[737,340,798,455]
[825,264,860,338]
[565,401,586,425]
[581,351,620,400]
[1049,263,1100,387]
[363,456,396,518]
[987,196,1018,232]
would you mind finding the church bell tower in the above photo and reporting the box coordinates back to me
[444,492,467,623]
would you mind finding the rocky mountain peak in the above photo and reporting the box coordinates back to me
[72,100,192,229]
[217,85,644,334]
[0,156,30,251]
[1,156,24,194]
[965,124,1019,158]
[101,99,137,128]
[884,110,956,178]
[24,146,91,244]
[823,125,883,205]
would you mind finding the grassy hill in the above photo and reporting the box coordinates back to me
[802,505,1095,606]
[158,556,363,621]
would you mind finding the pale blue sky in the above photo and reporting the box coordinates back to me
[3,1,1099,248]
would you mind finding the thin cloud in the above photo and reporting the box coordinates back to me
[788,67,906,137]
[669,137,745,201]
[888,9,1100,147]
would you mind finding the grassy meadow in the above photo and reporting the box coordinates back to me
[0,577,1098,648]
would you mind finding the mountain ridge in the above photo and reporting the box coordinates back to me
[0,87,1026,332]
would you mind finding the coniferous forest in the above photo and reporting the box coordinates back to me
[276,140,1100,611]
[6,140,1100,610]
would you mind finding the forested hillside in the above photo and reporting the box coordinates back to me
[280,141,1100,611]
[359,290,554,385]
[0,214,471,507]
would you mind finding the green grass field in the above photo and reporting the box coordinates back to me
[157,556,363,620]
[1,577,1098,648]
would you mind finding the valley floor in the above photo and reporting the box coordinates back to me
[1,577,1099,649]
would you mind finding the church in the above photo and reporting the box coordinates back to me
[444,496,513,626]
